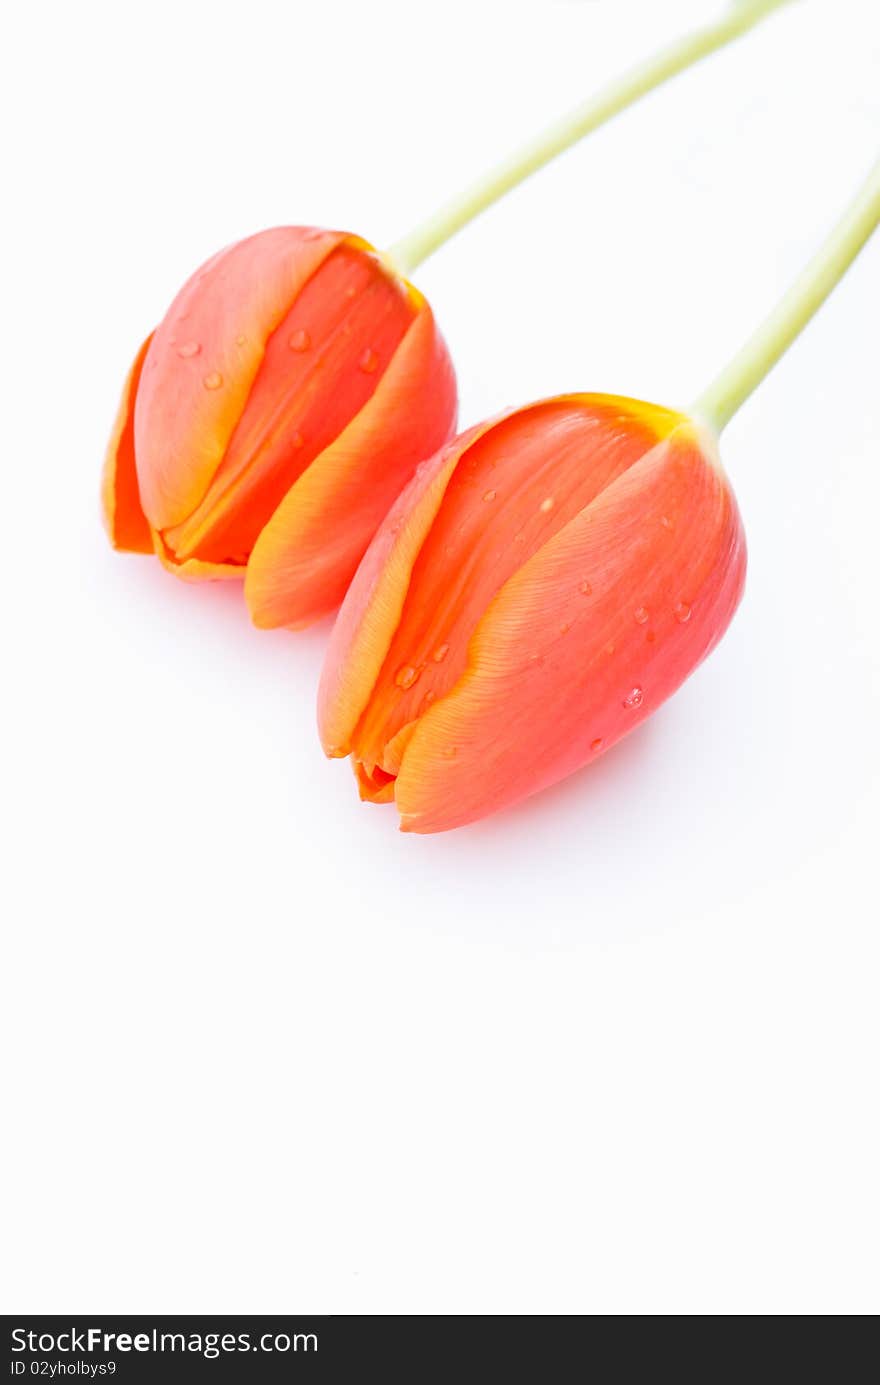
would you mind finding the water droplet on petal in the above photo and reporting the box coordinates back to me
[513,532,526,544]
[395,664,419,690]
[441,746,457,760]
[590,738,603,753]
[177,341,201,358]
[432,643,449,663]
[203,371,223,390]
[482,489,497,502]
[236,334,247,347]
[358,347,379,374]
[674,601,692,623]
[646,630,657,644]
[289,328,311,352]
[560,621,571,634]
[292,431,304,448]
[660,516,673,530]
[540,496,555,514]
[623,687,644,710]
[579,580,592,595]
[606,643,616,656]
[634,606,649,624]
[421,690,436,710]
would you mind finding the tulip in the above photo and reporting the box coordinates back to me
[102,228,456,625]
[318,397,745,832]
[102,0,791,627]
[319,152,880,832]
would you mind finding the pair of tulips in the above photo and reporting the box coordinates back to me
[103,0,879,833]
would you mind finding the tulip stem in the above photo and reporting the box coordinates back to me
[693,154,880,433]
[386,0,794,277]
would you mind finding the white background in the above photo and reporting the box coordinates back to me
[3,0,878,1315]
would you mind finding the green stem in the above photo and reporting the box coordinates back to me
[693,155,880,433]
[387,0,794,276]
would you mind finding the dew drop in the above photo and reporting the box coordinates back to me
[579,580,592,595]
[432,643,449,664]
[634,606,649,624]
[176,341,201,358]
[539,496,555,514]
[441,745,458,760]
[358,347,379,374]
[482,489,497,502]
[202,371,223,390]
[292,431,304,448]
[606,643,616,656]
[513,531,526,544]
[345,285,358,299]
[646,630,657,644]
[590,738,603,753]
[674,601,692,623]
[422,690,436,710]
[395,664,419,690]
[236,334,247,347]
[623,687,644,710]
[289,328,311,352]
[660,515,673,530]
[560,621,571,635]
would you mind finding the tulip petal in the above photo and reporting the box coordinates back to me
[244,290,457,630]
[394,422,745,832]
[135,227,347,532]
[101,334,154,554]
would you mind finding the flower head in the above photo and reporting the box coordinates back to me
[319,394,746,832]
[102,227,456,626]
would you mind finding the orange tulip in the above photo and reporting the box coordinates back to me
[318,396,746,832]
[102,227,456,626]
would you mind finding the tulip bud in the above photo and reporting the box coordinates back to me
[102,227,457,625]
[318,394,746,832]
